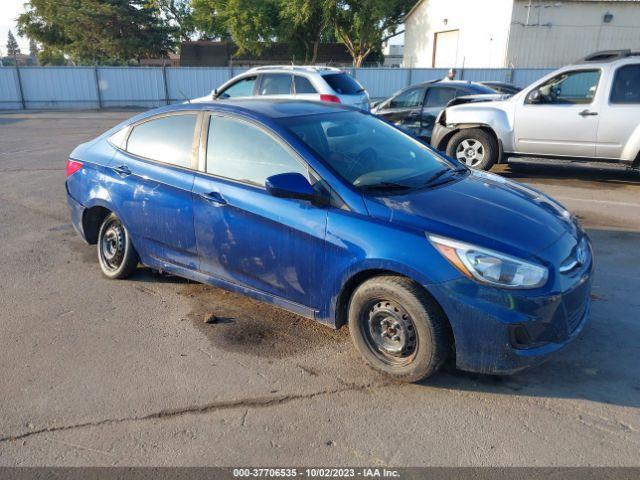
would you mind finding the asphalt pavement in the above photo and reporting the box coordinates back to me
[0,111,639,466]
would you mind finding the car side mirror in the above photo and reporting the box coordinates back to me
[527,89,542,104]
[265,173,316,201]
[211,89,218,100]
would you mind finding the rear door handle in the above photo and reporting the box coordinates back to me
[579,109,598,117]
[198,191,227,205]
[112,164,132,177]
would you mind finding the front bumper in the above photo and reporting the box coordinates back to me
[428,263,593,375]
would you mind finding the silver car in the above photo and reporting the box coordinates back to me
[431,50,640,171]
[192,65,370,111]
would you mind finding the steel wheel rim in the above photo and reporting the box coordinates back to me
[360,300,418,366]
[100,219,126,271]
[455,139,485,167]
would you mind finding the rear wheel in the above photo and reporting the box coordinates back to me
[97,213,139,279]
[348,276,451,383]
[446,128,498,170]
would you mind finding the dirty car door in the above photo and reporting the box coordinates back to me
[192,114,327,311]
[109,112,199,269]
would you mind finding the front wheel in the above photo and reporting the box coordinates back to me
[446,128,498,170]
[97,212,139,279]
[348,276,451,383]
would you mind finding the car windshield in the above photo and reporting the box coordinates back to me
[279,111,461,192]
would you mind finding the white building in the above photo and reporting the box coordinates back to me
[403,0,640,68]
[381,43,405,67]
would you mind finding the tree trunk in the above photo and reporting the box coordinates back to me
[311,40,319,64]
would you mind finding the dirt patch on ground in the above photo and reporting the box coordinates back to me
[178,282,349,359]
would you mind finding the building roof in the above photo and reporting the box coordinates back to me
[405,0,640,22]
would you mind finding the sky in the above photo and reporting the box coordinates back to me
[0,0,29,55]
[0,0,403,57]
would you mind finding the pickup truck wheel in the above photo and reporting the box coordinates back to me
[97,213,139,279]
[446,129,497,170]
[348,276,450,383]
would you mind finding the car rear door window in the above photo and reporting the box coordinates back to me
[389,87,426,108]
[126,114,197,168]
[258,74,293,95]
[218,76,257,99]
[322,73,363,95]
[610,64,640,104]
[206,116,307,187]
[294,75,317,94]
[424,87,458,108]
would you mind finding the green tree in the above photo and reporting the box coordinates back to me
[193,0,280,56]
[18,0,176,64]
[279,0,337,63]
[6,30,21,56]
[148,0,196,44]
[29,38,39,58]
[335,0,413,67]
[38,46,67,65]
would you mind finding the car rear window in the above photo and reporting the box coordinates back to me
[322,73,363,95]
[126,114,196,168]
[294,76,317,94]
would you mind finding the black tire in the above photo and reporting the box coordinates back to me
[348,275,451,383]
[97,212,139,279]
[446,128,498,170]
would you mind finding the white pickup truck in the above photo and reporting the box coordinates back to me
[431,50,640,172]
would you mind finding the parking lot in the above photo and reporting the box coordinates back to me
[1,110,639,466]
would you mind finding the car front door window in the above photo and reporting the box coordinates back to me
[529,70,601,105]
[390,87,426,109]
[206,116,308,187]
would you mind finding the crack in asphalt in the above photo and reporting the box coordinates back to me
[0,380,393,444]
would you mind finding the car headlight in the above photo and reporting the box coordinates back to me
[428,235,548,289]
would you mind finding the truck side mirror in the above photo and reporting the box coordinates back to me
[527,89,542,104]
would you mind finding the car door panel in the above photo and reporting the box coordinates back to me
[421,86,458,140]
[514,69,602,157]
[193,176,327,309]
[375,87,426,137]
[192,114,328,310]
[110,151,198,269]
[596,64,640,159]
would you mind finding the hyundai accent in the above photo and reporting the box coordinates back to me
[66,100,593,382]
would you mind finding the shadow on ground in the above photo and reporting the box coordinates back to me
[495,162,640,187]
[80,224,640,409]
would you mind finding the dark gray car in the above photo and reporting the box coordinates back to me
[372,80,497,141]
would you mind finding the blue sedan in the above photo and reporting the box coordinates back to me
[65,100,593,382]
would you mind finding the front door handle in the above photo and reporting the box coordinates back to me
[198,191,227,206]
[579,109,598,117]
[111,164,132,177]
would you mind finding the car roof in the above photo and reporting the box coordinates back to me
[150,98,359,121]
[246,65,343,75]
[414,80,490,89]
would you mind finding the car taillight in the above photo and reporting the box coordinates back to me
[66,159,83,177]
[320,94,341,104]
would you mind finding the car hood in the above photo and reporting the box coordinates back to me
[364,170,579,259]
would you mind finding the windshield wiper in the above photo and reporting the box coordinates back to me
[424,168,461,186]
[358,182,414,192]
